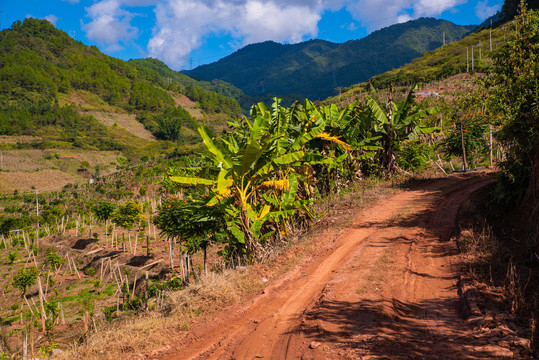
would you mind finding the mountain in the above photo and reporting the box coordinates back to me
[0,18,243,158]
[184,18,477,100]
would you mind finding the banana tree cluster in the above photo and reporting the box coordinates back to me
[158,90,439,261]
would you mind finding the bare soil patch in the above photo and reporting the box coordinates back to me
[171,94,203,120]
[88,112,155,140]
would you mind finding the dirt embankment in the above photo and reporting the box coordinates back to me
[146,172,533,360]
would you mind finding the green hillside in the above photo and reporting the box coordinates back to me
[334,19,515,101]
[0,18,242,159]
[184,18,476,100]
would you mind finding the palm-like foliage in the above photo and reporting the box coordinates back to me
[364,85,440,171]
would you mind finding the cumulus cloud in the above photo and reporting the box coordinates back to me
[82,0,476,68]
[147,0,330,69]
[346,0,466,31]
[45,15,60,25]
[82,0,140,53]
[475,0,500,20]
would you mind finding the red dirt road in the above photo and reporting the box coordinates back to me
[158,173,518,360]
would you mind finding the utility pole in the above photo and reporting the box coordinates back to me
[36,189,40,249]
[478,41,481,60]
[443,32,445,47]
[460,121,468,172]
[36,190,39,217]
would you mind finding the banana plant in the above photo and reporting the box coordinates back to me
[170,120,308,253]
[364,85,440,172]
[170,98,355,256]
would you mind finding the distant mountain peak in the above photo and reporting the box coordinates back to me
[183,17,475,100]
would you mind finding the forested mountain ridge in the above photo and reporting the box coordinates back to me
[184,18,476,100]
[0,18,241,156]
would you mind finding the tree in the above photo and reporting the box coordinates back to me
[363,85,440,172]
[92,200,116,222]
[489,3,539,204]
[170,98,350,257]
[12,267,38,296]
[112,201,145,237]
[154,196,225,273]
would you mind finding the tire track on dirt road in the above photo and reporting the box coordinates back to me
[159,173,496,360]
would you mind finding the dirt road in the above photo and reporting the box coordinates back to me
[158,173,521,360]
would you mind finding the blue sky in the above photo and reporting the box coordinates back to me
[1,0,502,70]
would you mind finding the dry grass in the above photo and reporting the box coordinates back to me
[62,269,262,360]
[0,149,54,172]
[170,93,203,120]
[88,112,155,141]
[58,90,123,113]
[0,169,75,192]
[0,136,42,144]
[0,149,121,192]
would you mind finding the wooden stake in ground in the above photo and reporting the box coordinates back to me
[168,238,174,269]
[59,302,65,325]
[83,311,89,333]
[23,296,34,316]
[145,271,149,310]
[22,331,28,360]
[29,322,34,359]
[460,120,468,171]
[37,277,47,332]
[133,233,138,255]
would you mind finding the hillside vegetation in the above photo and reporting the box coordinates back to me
[184,18,476,100]
[0,19,242,160]
[337,21,515,96]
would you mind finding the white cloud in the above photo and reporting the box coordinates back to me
[346,0,466,32]
[345,22,358,31]
[475,0,500,20]
[61,0,80,3]
[82,0,139,53]
[45,15,60,25]
[80,0,480,69]
[148,0,327,69]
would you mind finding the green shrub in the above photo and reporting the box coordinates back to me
[12,267,38,295]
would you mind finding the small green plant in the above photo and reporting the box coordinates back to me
[84,266,96,277]
[44,248,64,270]
[12,267,38,296]
[7,251,17,264]
[102,306,116,321]
[38,343,58,358]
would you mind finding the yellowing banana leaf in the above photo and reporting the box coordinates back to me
[258,204,271,220]
[259,179,291,190]
[216,171,233,197]
[315,132,354,151]
[170,176,215,186]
